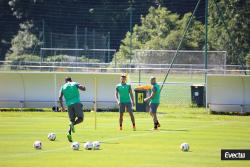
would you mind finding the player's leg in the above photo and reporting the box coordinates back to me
[67,105,75,142]
[150,111,158,130]
[73,103,84,125]
[68,105,76,133]
[126,103,136,130]
[119,104,125,130]
[151,112,160,129]
[119,112,124,130]
[153,104,160,127]
[149,110,154,118]
[150,103,160,130]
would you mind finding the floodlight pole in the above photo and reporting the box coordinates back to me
[127,4,134,64]
[84,27,88,63]
[205,0,208,73]
[205,0,208,110]
[92,29,96,59]
[75,25,78,63]
[41,19,45,64]
[107,32,110,62]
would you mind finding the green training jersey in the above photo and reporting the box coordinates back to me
[61,82,80,106]
[151,83,160,104]
[116,83,132,103]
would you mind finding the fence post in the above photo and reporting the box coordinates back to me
[107,32,110,62]
[84,27,88,63]
[75,25,78,64]
[93,29,96,60]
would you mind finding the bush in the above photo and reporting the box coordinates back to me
[4,54,40,70]
[78,56,100,63]
[245,54,250,66]
[45,55,101,63]
[45,55,71,62]
[5,54,40,63]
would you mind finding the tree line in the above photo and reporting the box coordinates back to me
[0,0,249,65]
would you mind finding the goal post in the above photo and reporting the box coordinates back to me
[134,50,227,68]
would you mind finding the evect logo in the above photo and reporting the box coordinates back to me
[225,152,245,159]
[221,150,250,160]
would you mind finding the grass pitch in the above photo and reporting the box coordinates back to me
[1,106,250,167]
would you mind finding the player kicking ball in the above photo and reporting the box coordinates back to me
[144,76,161,130]
[59,77,86,142]
[115,74,136,131]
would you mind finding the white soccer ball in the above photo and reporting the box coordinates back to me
[180,143,190,152]
[71,142,80,150]
[47,133,56,141]
[89,8,94,13]
[92,141,101,150]
[84,141,93,150]
[33,141,42,149]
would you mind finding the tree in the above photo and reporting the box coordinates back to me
[113,7,204,64]
[246,53,250,67]
[1,0,206,61]
[6,21,40,61]
[0,0,20,60]
[208,0,250,65]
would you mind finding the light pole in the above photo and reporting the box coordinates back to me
[126,4,134,64]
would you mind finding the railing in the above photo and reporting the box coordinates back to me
[0,60,248,73]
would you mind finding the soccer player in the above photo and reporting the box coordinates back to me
[115,74,136,131]
[144,76,161,130]
[59,76,86,142]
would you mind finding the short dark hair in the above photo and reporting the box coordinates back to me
[65,76,72,82]
[121,73,127,77]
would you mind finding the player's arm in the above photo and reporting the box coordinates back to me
[144,87,156,102]
[129,86,135,106]
[59,90,65,112]
[77,83,86,91]
[115,88,120,105]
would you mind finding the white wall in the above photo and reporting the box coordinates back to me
[207,75,250,113]
[0,72,120,109]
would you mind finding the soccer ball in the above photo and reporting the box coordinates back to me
[180,143,190,152]
[89,8,94,13]
[92,141,101,150]
[47,133,56,141]
[71,142,80,150]
[84,141,93,150]
[33,141,42,149]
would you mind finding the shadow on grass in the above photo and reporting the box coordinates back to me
[81,141,120,144]
[100,142,119,144]
[138,129,188,132]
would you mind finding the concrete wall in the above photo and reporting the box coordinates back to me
[207,75,250,113]
[0,72,120,109]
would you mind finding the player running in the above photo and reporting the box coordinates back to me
[115,74,136,131]
[59,76,86,142]
[144,76,161,130]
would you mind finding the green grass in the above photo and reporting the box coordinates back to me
[1,106,250,167]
